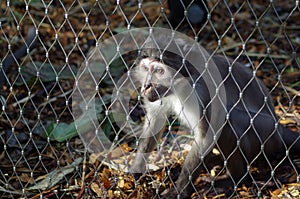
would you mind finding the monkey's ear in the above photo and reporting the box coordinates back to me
[135,51,147,65]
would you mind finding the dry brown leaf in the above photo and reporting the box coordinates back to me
[101,168,112,189]
[235,12,251,21]
[121,143,132,153]
[89,152,102,164]
[90,182,103,198]
[279,119,297,125]
[109,146,130,159]
[20,173,34,184]
[107,190,114,198]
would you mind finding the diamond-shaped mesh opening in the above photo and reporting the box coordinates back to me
[0,0,299,198]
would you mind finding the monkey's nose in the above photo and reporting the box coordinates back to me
[144,83,152,90]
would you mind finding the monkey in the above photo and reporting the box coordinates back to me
[0,26,37,90]
[128,37,300,198]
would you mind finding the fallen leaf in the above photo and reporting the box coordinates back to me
[90,182,103,198]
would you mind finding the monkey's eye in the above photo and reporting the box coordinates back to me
[142,64,148,71]
[156,68,164,74]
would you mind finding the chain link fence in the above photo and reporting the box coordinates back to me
[0,0,299,198]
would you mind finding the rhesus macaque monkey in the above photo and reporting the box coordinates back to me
[129,37,300,198]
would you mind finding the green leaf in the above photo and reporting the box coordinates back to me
[42,116,94,142]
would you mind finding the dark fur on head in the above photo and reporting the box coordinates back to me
[138,48,199,78]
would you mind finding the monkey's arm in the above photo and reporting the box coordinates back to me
[0,27,37,89]
[129,109,167,174]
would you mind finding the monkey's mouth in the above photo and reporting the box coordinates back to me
[142,85,169,102]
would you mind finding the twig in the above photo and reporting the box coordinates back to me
[12,93,36,107]
[284,86,300,97]
[0,186,22,195]
[244,52,291,59]
[38,89,72,108]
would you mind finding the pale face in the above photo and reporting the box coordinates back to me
[135,58,174,102]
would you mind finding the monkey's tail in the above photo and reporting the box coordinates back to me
[281,125,300,154]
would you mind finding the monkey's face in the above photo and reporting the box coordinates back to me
[136,58,173,102]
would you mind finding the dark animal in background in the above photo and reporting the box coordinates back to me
[168,0,208,28]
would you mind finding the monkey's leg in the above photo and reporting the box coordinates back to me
[161,133,214,199]
[209,150,248,189]
[129,114,166,176]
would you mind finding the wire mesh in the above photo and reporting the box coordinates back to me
[0,0,299,198]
